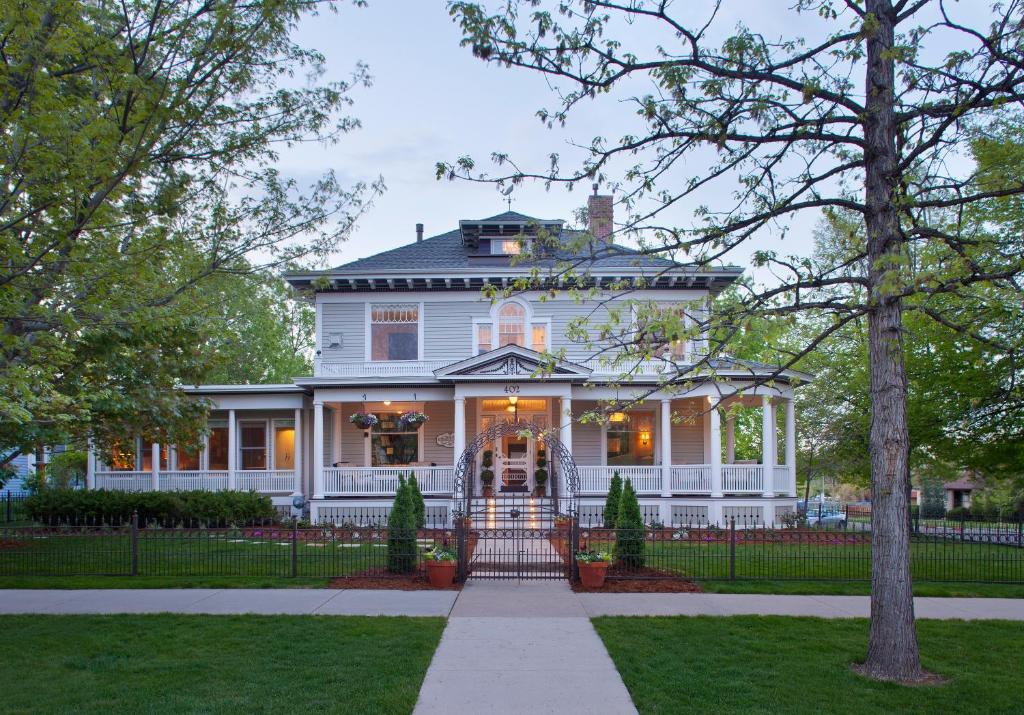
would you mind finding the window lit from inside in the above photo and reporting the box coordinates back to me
[239,422,267,470]
[491,239,526,255]
[477,323,492,354]
[371,412,419,466]
[371,304,419,361]
[606,412,655,466]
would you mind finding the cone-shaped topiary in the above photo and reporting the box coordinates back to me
[408,471,426,529]
[387,477,417,573]
[614,478,645,568]
[603,471,623,529]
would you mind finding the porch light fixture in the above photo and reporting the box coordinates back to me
[640,430,651,446]
[383,400,391,406]
[610,412,626,423]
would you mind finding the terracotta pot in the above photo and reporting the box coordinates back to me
[577,560,609,588]
[426,559,456,587]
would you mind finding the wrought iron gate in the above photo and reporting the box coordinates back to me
[457,495,574,580]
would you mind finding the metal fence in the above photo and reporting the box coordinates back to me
[1,491,29,524]
[1,513,1022,583]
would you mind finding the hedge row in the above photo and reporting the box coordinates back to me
[24,489,276,526]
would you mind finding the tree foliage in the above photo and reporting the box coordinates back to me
[603,470,622,529]
[0,0,379,462]
[614,478,644,568]
[386,477,417,574]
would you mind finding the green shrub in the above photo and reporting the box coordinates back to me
[24,489,274,526]
[387,478,417,574]
[47,451,88,489]
[603,471,622,529]
[945,506,970,520]
[534,449,548,485]
[408,472,426,529]
[920,478,946,518]
[614,478,645,568]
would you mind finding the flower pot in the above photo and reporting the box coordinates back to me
[426,559,456,587]
[578,560,609,588]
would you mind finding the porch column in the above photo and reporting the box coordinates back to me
[560,396,573,501]
[313,400,325,499]
[227,409,237,490]
[660,399,672,497]
[709,399,723,499]
[86,439,95,490]
[453,397,466,464]
[785,398,797,497]
[331,405,343,467]
[293,407,303,495]
[725,415,735,464]
[761,395,775,498]
[151,443,160,491]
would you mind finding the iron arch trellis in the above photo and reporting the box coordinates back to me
[452,419,579,516]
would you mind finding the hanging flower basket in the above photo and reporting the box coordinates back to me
[350,412,379,430]
[398,411,429,430]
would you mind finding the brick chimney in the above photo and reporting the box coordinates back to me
[588,184,613,244]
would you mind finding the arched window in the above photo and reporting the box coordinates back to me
[498,303,526,347]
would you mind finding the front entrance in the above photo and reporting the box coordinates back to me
[463,495,570,580]
[479,407,548,495]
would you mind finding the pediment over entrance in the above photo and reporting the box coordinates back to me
[434,345,592,382]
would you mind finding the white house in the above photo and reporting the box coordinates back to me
[87,194,807,526]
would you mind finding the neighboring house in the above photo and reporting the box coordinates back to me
[86,194,808,526]
[3,453,32,494]
[944,474,982,510]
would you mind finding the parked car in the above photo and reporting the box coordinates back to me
[805,510,847,528]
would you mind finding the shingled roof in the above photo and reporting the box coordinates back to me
[332,211,684,272]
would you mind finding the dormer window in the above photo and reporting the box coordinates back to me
[491,239,529,255]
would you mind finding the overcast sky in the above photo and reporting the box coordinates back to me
[279,1,968,277]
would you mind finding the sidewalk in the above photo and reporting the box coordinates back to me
[1,588,1022,620]
[413,581,638,715]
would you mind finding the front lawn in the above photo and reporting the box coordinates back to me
[593,616,1024,714]
[1,614,445,714]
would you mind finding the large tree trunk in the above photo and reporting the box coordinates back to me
[860,0,924,682]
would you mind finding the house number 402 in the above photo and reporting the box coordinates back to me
[504,385,520,394]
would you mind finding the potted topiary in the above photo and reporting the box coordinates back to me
[424,545,457,587]
[534,449,548,496]
[575,549,610,588]
[350,412,378,430]
[480,449,495,496]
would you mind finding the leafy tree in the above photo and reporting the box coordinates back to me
[603,471,622,529]
[386,478,417,574]
[0,0,380,466]
[445,0,1024,681]
[407,472,426,529]
[46,451,88,490]
[614,479,645,568]
[919,479,946,519]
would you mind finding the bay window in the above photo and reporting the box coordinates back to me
[370,303,419,361]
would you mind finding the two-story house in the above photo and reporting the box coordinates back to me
[86,194,806,526]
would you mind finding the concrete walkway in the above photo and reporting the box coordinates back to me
[413,581,638,715]
[0,588,458,616]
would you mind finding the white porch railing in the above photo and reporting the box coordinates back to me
[323,466,455,496]
[670,465,711,493]
[577,466,663,495]
[160,471,229,491]
[95,472,152,492]
[315,360,450,378]
[237,470,295,493]
[773,465,792,494]
[722,464,764,493]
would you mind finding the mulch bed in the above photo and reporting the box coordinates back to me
[328,568,463,591]
[572,567,704,593]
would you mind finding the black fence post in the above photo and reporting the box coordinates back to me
[5,491,10,523]
[291,521,299,578]
[130,510,139,577]
[455,515,467,582]
[729,516,736,581]
[570,517,580,582]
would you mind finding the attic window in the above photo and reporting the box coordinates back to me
[491,239,528,255]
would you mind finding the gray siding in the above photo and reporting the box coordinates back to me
[423,401,455,464]
[340,405,367,467]
[532,298,609,363]
[320,302,364,361]
[572,400,602,465]
[424,301,490,360]
[671,399,705,463]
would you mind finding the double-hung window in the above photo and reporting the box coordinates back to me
[208,421,229,470]
[370,304,419,361]
[239,421,267,470]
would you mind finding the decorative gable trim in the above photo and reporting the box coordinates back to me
[434,345,592,382]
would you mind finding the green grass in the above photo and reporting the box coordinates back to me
[593,616,1024,714]
[0,614,445,714]
[697,579,1024,597]
[0,575,331,588]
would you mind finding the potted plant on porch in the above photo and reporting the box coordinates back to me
[533,449,548,497]
[424,545,457,587]
[480,449,495,497]
[575,549,610,588]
